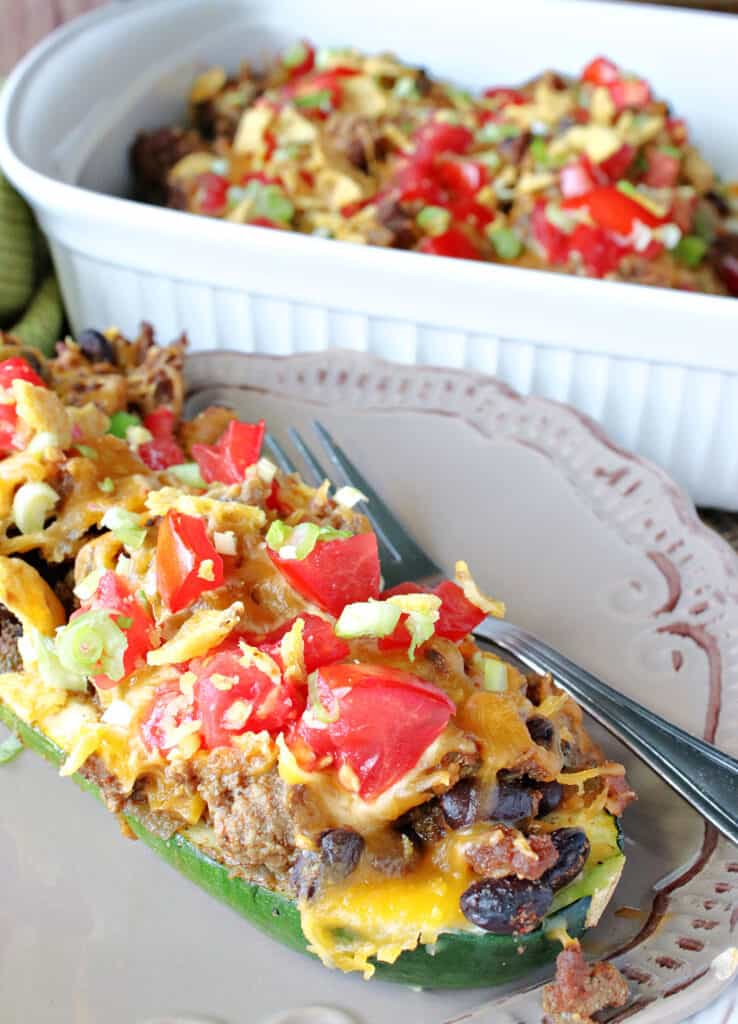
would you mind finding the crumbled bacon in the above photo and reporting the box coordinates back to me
[466,824,558,881]
[542,943,629,1023]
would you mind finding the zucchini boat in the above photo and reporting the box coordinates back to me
[0,328,634,993]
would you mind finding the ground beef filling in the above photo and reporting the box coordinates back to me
[0,607,22,674]
[542,943,629,1023]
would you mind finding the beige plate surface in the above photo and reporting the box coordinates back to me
[2,349,737,1024]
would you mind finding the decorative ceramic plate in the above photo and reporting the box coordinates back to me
[2,350,737,1024]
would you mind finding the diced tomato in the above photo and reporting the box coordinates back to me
[609,78,651,112]
[249,217,282,229]
[670,192,697,234]
[413,121,474,164]
[394,159,441,204]
[341,196,374,218]
[643,147,681,189]
[0,357,46,390]
[194,172,229,215]
[241,614,349,674]
[0,404,18,457]
[581,56,620,87]
[568,223,624,278]
[81,571,155,688]
[192,418,265,485]
[191,641,304,748]
[268,531,380,617]
[141,683,197,753]
[667,118,688,146]
[266,478,292,516]
[482,87,527,106]
[599,144,635,183]
[138,408,185,470]
[286,67,359,114]
[436,158,488,197]
[559,157,599,199]
[294,663,455,800]
[531,200,571,264]
[418,228,481,261]
[563,186,664,234]
[156,510,225,613]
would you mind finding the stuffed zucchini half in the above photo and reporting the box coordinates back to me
[0,328,634,992]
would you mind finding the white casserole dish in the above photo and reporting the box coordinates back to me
[1,0,738,507]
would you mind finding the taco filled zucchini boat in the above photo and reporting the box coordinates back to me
[0,328,633,1009]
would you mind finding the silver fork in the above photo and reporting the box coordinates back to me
[268,423,738,848]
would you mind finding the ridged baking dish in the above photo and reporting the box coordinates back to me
[1,0,738,507]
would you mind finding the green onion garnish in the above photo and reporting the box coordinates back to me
[169,462,207,489]
[488,226,523,261]
[266,520,351,560]
[476,122,520,144]
[259,185,295,224]
[659,145,682,160]
[77,445,98,460]
[674,234,708,268]
[99,477,115,494]
[108,411,141,440]
[12,482,59,535]
[416,205,451,237]
[530,137,550,166]
[282,41,310,70]
[334,601,401,639]
[482,658,507,692]
[308,671,339,724]
[101,507,147,551]
[294,88,333,111]
[393,76,419,100]
[55,610,128,684]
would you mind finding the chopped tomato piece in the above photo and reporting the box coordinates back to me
[413,121,474,164]
[0,404,18,457]
[156,510,224,613]
[191,641,304,748]
[609,78,651,112]
[283,40,315,80]
[0,357,46,390]
[643,147,681,189]
[192,419,265,484]
[436,158,488,196]
[268,531,380,617]
[194,172,229,215]
[379,579,486,651]
[242,614,349,674]
[141,683,197,753]
[563,186,664,234]
[138,408,185,470]
[294,663,455,800]
[581,56,620,87]
[482,87,527,106]
[568,223,624,278]
[531,201,570,264]
[81,571,155,688]
[599,144,635,183]
[418,228,481,261]
[285,67,359,114]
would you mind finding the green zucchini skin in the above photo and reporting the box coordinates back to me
[0,702,592,989]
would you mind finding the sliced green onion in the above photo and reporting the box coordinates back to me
[76,444,98,460]
[616,180,667,218]
[659,144,682,160]
[487,226,523,261]
[295,88,332,110]
[545,202,577,234]
[116,615,133,631]
[416,205,451,237]
[12,482,59,535]
[334,600,401,639]
[56,610,127,683]
[98,477,115,494]
[265,519,292,552]
[475,150,501,171]
[674,234,708,268]
[0,734,23,765]
[529,137,550,166]
[307,671,339,724]
[26,431,60,453]
[126,425,153,449]
[446,86,473,109]
[476,122,520,144]
[283,41,310,69]
[266,519,351,560]
[108,411,141,439]
[101,507,147,550]
[482,658,508,692]
[169,461,207,489]
[259,185,295,223]
[18,626,88,692]
[227,185,248,208]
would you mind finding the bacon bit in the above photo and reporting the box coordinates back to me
[542,941,629,1023]
[465,824,558,881]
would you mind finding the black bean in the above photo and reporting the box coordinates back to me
[403,799,448,843]
[320,828,364,880]
[77,329,117,365]
[485,779,538,823]
[527,716,554,747]
[538,780,563,816]
[706,189,731,217]
[440,779,479,829]
[711,235,738,297]
[542,828,590,891]
[460,876,553,934]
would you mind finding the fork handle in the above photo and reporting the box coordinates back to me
[473,618,738,847]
